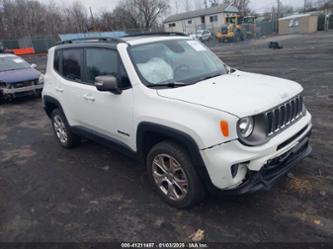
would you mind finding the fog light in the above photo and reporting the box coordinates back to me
[231,164,239,178]
[231,162,249,178]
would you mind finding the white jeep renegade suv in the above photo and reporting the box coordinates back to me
[42,33,312,208]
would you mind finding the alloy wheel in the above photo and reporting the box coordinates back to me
[152,154,189,201]
[53,115,68,144]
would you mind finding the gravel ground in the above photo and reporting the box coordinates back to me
[0,31,332,243]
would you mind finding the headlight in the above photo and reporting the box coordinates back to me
[38,74,44,84]
[238,117,254,138]
[237,115,268,146]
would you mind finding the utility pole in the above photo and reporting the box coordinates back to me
[324,9,329,32]
[272,7,276,33]
[89,7,96,31]
[277,0,280,34]
[304,0,306,12]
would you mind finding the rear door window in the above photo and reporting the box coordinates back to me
[54,50,61,73]
[62,49,83,82]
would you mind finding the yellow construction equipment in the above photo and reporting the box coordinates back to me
[216,15,256,43]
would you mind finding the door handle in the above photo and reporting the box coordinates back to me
[83,94,95,102]
[55,87,64,93]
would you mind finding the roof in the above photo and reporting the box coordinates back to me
[55,33,190,47]
[279,13,319,21]
[124,36,190,46]
[164,4,239,23]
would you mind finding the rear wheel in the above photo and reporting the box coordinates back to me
[51,109,80,148]
[147,141,206,208]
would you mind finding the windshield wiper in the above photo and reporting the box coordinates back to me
[146,81,190,88]
[197,72,224,82]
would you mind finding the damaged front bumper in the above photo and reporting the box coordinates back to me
[0,84,43,98]
[223,129,312,195]
[200,111,312,194]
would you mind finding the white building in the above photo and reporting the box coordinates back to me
[164,4,239,34]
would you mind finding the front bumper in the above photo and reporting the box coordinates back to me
[200,112,312,192]
[1,84,43,95]
[223,129,311,195]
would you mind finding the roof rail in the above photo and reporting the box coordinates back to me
[124,32,188,38]
[56,37,125,45]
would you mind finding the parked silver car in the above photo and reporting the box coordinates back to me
[190,30,212,42]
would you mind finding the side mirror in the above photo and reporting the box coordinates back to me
[95,75,122,95]
[31,64,37,69]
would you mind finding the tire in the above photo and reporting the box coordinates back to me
[240,32,245,41]
[233,32,240,42]
[36,90,42,98]
[146,140,206,209]
[51,109,80,148]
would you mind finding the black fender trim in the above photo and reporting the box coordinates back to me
[70,126,137,160]
[43,95,64,117]
[136,122,217,192]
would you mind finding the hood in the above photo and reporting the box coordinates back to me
[0,67,40,84]
[157,71,303,117]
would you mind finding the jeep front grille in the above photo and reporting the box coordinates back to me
[265,95,304,136]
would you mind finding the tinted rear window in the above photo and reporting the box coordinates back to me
[54,50,61,73]
[62,49,83,82]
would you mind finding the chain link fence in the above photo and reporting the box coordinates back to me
[1,35,58,53]
[318,13,333,30]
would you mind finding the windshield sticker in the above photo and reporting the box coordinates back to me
[187,40,207,52]
[13,58,24,63]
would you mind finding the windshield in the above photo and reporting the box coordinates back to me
[129,39,226,86]
[0,55,31,72]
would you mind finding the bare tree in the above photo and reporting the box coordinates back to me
[97,11,115,31]
[279,3,294,17]
[0,0,91,39]
[226,0,251,15]
[113,0,169,30]
[135,0,169,29]
[209,0,219,7]
[203,0,208,8]
[0,0,170,40]
[113,0,141,29]
[184,0,191,11]
[65,2,89,33]
[193,0,203,9]
[174,0,180,13]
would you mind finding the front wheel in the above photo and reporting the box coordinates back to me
[146,141,206,208]
[35,89,42,98]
